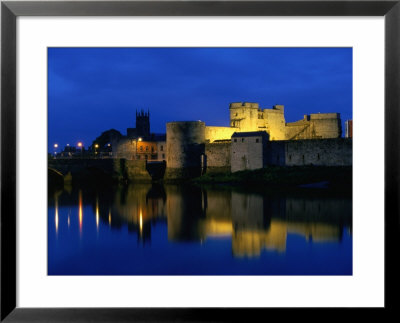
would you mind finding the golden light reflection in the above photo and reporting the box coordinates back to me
[54,197,59,236]
[95,197,99,231]
[139,209,143,234]
[78,190,83,235]
[205,219,232,237]
[68,214,70,228]
[232,221,287,258]
[108,209,111,227]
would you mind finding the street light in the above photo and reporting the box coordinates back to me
[94,144,99,157]
[77,142,83,157]
[53,143,58,158]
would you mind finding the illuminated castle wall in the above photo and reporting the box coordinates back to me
[166,102,350,177]
[204,102,341,143]
[113,102,350,178]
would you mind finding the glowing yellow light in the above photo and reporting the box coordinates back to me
[78,190,83,235]
[77,142,83,147]
[138,137,142,142]
[108,210,111,227]
[54,143,58,148]
[94,144,99,148]
[68,215,70,228]
[139,210,143,234]
[55,198,59,235]
[95,198,99,231]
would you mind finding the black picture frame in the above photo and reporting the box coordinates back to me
[1,0,399,321]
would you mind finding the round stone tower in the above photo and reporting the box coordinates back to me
[166,121,206,179]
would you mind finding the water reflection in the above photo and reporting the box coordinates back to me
[50,183,352,259]
[78,190,83,236]
[95,197,99,232]
[54,193,59,236]
[53,190,64,238]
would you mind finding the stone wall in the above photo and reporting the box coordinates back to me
[310,116,342,138]
[205,141,231,173]
[205,126,238,143]
[265,141,287,166]
[113,159,152,182]
[157,141,166,161]
[231,133,268,172]
[285,114,341,140]
[113,138,136,160]
[261,107,286,140]
[266,138,352,166]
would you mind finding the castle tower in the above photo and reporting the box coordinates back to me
[261,105,286,140]
[165,121,206,179]
[229,102,259,132]
[136,109,150,138]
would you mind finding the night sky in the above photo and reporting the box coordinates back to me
[48,47,352,152]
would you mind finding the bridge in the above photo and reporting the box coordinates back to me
[48,158,166,186]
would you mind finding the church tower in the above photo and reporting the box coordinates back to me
[136,110,150,138]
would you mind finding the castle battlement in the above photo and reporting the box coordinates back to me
[309,113,340,120]
[229,102,259,109]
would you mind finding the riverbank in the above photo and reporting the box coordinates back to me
[193,166,352,191]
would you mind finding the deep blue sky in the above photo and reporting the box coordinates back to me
[48,47,352,152]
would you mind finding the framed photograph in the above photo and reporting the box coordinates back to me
[1,0,399,321]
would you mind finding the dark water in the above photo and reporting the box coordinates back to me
[48,184,352,275]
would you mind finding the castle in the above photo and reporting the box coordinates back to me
[203,102,342,143]
[114,102,352,179]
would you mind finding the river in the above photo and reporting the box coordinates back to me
[48,183,352,275]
